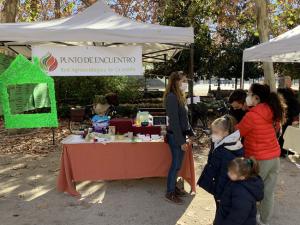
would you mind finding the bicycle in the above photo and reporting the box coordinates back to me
[189,102,211,139]
[215,100,230,117]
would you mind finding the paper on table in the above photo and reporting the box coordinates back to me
[61,134,164,145]
[61,135,131,144]
[151,135,161,140]
[61,135,85,144]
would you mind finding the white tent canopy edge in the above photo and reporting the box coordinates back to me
[241,25,300,88]
[0,0,194,63]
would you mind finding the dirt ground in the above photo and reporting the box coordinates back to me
[0,128,299,225]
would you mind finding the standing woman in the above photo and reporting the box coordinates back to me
[236,84,286,225]
[164,71,193,204]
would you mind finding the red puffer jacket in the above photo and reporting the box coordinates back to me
[237,103,280,160]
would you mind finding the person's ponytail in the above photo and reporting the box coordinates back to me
[248,157,259,177]
[250,83,287,124]
[212,114,237,135]
[268,92,287,124]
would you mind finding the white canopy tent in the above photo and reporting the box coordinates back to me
[0,0,194,63]
[0,0,196,133]
[241,25,300,88]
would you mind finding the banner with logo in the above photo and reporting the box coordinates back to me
[32,46,143,76]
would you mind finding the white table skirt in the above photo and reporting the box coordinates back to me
[283,126,300,154]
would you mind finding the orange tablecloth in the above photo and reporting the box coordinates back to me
[57,141,196,197]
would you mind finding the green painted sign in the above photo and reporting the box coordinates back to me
[0,55,58,129]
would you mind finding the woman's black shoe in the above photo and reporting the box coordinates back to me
[165,192,184,205]
[175,187,187,197]
[281,149,295,157]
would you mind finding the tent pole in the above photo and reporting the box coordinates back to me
[51,128,55,145]
[189,43,194,124]
[164,54,167,88]
[241,61,245,89]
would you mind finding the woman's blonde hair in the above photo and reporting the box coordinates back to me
[163,71,187,106]
[212,114,237,134]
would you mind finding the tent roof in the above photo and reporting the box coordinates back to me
[0,0,194,63]
[243,25,300,62]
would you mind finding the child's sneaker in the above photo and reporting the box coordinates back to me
[256,215,269,225]
[256,214,261,224]
[257,221,269,225]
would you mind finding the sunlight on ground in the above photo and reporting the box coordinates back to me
[18,186,54,201]
[0,185,20,196]
[78,181,107,204]
[0,154,58,202]
[0,151,299,225]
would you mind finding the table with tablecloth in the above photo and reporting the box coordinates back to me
[57,135,196,197]
[283,125,300,154]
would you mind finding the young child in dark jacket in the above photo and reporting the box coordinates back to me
[215,157,264,225]
[198,115,244,209]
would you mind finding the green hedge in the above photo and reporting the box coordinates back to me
[55,76,144,105]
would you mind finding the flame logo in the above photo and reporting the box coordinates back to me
[40,53,58,72]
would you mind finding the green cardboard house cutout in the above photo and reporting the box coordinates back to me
[0,54,58,129]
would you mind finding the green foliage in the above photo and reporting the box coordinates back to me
[2,0,299,94]
[147,0,214,79]
[212,29,263,80]
[115,104,138,118]
[148,0,264,80]
[210,0,300,80]
[275,63,300,80]
[55,76,144,105]
[270,1,300,36]
[148,0,300,81]
[17,0,76,22]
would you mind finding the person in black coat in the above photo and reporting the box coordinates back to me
[215,157,264,225]
[278,76,300,157]
[198,115,244,209]
[228,89,248,123]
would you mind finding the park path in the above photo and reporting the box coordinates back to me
[0,139,299,225]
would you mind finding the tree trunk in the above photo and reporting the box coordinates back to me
[235,77,238,90]
[0,0,18,22]
[254,0,276,92]
[297,79,300,104]
[0,0,18,56]
[55,0,61,19]
[217,78,221,91]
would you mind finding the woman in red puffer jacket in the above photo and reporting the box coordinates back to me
[236,83,286,225]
